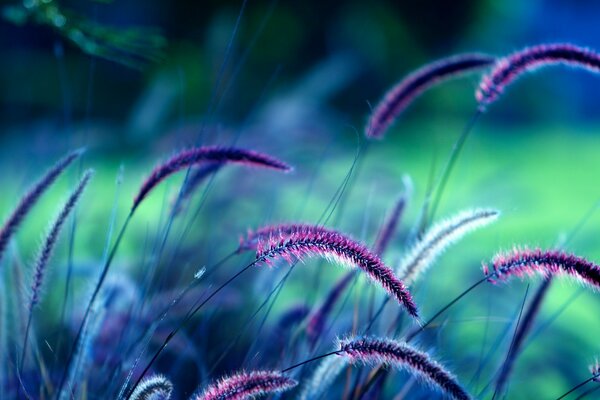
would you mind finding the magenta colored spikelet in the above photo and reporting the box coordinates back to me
[28,170,94,310]
[477,43,600,109]
[132,146,292,212]
[255,224,419,318]
[193,370,297,400]
[338,336,471,400]
[0,148,83,263]
[366,53,494,139]
[306,271,354,347]
[483,247,600,289]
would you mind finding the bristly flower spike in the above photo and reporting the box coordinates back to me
[0,148,83,263]
[132,146,292,212]
[398,208,499,285]
[21,170,93,374]
[338,336,471,400]
[192,370,297,400]
[255,224,419,318]
[483,247,600,290]
[130,374,173,400]
[366,53,494,139]
[477,43,600,110]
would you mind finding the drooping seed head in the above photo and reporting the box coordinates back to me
[133,146,292,212]
[483,247,600,290]
[130,374,173,400]
[398,208,499,285]
[338,336,471,400]
[367,53,494,139]
[255,224,419,318]
[192,370,297,400]
[0,148,83,263]
[477,43,600,110]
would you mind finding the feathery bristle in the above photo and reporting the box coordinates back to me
[367,53,494,139]
[338,336,471,400]
[193,370,297,400]
[132,146,292,212]
[398,208,499,285]
[0,148,83,262]
[130,374,173,400]
[483,247,600,290]
[255,224,419,318]
[477,43,600,109]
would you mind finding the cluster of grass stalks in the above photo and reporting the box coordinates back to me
[2,33,600,400]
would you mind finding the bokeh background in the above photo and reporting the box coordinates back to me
[2,1,600,399]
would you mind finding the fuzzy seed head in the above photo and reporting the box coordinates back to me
[398,208,499,285]
[133,146,292,212]
[255,224,419,318]
[338,336,471,400]
[367,53,494,139]
[483,247,600,290]
[130,374,173,400]
[476,43,600,109]
[0,148,83,262]
[193,370,297,400]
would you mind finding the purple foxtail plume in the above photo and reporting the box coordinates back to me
[477,43,600,109]
[398,208,499,285]
[366,53,494,139]
[132,146,292,212]
[21,170,93,374]
[130,374,173,400]
[171,162,223,216]
[338,336,471,400]
[192,370,297,400]
[0,148,83,263]
[306,271,354,348]
[483,247,600,290]
[255,224,419,318]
